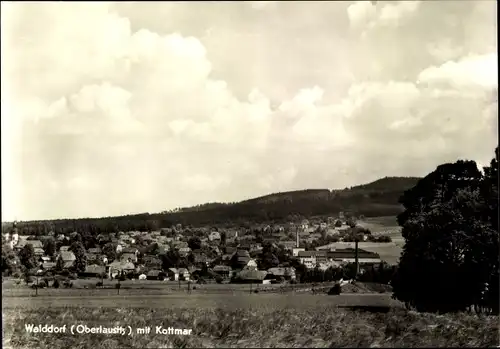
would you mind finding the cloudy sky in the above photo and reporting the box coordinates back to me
[1,1,497,221]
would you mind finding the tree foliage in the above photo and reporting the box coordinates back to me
[69,241,87,273]
[392,155,499,314]
[19,244,37,271]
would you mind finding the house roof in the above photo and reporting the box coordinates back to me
[213,265,232,272]
[42,262,56,269]
[234,249,250,257]
[121,262,135,270]
[298,251,327,257]
[27,240,43,248]
[63,261,74,269]
[60,251,76,261]
[120,253,136,261]
[88,248,102,254]
[33,247,45,254]
[147,269,162,276]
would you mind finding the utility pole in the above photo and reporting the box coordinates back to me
[354,239,359,280]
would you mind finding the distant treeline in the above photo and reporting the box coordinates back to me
[3,176,420,236]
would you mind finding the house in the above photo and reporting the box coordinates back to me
[120,252,138,263]
[79,264,105,278]
[42,262,56,271]
[33,247,45,256]
[244,259,258,270]
[108,261,135,278]
[280,241,297,251]
[167,268,190,281]
[147,269,164,280]
[14,239,43,251]
[116,244,123,253]
[60,251,76,262]
[178,247,191,257]
[238,242,252,250]
[231,250,251,268]
[212,265,232,279]
[318,261,341,270]
[266,267,296,280]
[298,251,328,269]
[301,219,310,230]
[39,256,51,263]
[209,231,221,241]
[292,247,305,257]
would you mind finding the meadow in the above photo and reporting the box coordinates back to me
[3,302,498,348]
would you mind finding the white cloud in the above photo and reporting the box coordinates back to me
[418,53,498,89]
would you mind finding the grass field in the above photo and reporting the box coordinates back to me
[3,302,498,348]
[355,216,405,265]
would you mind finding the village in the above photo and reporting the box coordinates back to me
[3,215,394,287]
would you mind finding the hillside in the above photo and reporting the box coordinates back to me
[3,176,420,235]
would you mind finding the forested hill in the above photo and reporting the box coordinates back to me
[3,176,420,235]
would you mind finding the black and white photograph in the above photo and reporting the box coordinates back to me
[1,1,498,348]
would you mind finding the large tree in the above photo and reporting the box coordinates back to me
[43,237,56,258]
[19,244,37,271]
[187,237,201,251]
[69,241,87,273]
[392,158,498,314]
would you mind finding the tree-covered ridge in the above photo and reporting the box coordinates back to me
[3,176,420,235]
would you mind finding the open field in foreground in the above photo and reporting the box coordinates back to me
[3,302,498,348]
[2,293,400,309]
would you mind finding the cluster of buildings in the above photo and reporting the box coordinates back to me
[3,217,384,283]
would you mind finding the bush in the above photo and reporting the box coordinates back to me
[53,279,60,288]
[96,281,103,287]
[38,280,47,288]
[115,283,121,289]
[215,275,223,284]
